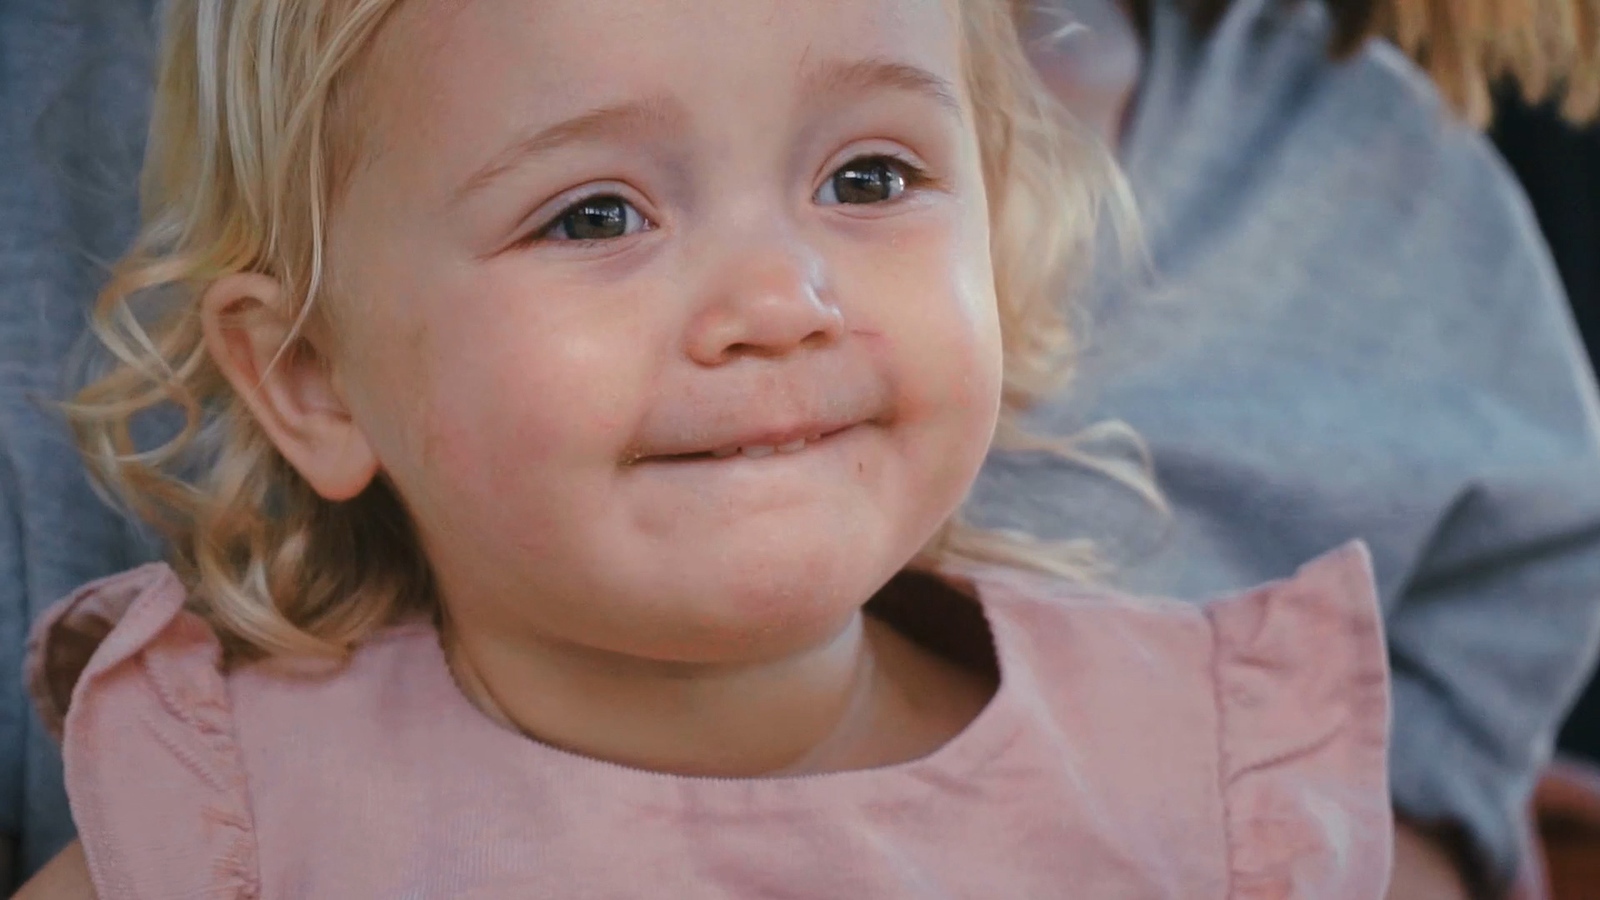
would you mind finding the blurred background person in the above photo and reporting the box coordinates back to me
[975,2,1600,899]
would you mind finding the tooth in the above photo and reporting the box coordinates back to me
[776,440,806,454]
[712,447,738,459]
[740,445,776,459]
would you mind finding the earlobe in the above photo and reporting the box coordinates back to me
[200,273,380,502]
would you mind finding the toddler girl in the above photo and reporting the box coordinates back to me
[21,0,1390,896]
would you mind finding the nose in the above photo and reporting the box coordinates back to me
[684,244,845,366]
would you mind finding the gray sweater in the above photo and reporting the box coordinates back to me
[3,0,1598,895]
[973,0,1600,893]
[0,0,163,884]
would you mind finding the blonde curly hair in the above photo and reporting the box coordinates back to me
[66,0,1142,661]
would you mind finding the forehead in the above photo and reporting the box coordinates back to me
[355,0,967,173]
[377,0,963,84]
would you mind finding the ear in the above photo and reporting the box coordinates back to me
[200,273,379,502]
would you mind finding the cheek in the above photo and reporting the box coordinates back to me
[356,283,659,523]
[908,276,1003,478]
[441,330,642,473]
[869,217,1003,432]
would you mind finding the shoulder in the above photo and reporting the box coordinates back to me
[25,564,256,898]
[967,543,1388,776]
[969,542,1384,675]
[27,563,440,742]
[26,563,200,743]
[24,564,439,900]
[966,542,1393,895]
[1133,0,1551,302]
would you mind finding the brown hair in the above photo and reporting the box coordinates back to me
[1144,0,1600,126]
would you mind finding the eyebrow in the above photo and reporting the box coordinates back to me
[799,57,965,121]
[451,59,962,206]
[452,96,682,205]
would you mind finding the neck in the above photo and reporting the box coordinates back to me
[446,611,884,777]
[444,598,997,778]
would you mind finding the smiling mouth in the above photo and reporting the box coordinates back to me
[640,425,855,464]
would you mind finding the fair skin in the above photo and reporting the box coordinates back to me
[1024,2,1473,898]
[285,0,1002,778]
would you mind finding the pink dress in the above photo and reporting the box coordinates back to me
[28,543,1392,899]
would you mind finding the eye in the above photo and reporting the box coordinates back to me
[535,195,651,242]
[816,156,924,206]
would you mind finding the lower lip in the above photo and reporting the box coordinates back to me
[636,424,862,467]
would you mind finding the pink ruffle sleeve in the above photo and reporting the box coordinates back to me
[1209,543,1393,898]
[27,564,260,899]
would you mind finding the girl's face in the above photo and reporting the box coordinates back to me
[324,0,1002,662]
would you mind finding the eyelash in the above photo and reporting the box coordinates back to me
[829,153,935,196]
[516,152,935,248]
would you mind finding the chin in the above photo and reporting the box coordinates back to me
[618,537,899,664]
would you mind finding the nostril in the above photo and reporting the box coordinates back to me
[799,330,833,350]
